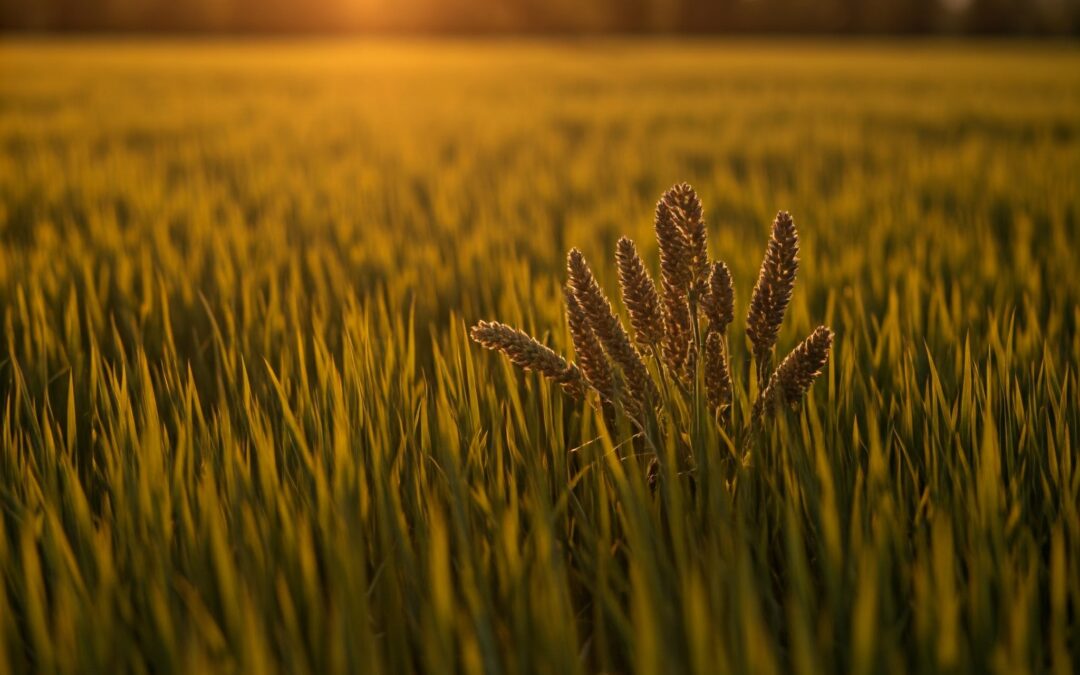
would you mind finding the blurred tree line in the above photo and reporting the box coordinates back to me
[3,0,1078,34]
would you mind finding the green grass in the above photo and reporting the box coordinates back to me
[1,39,1079,673]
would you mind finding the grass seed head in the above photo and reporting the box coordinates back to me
[654,199,695,377]
[564,285,617,403]
[702,260,735,336]
[662,182,709,299]
[754,325,833,418]
[470,320,586,399]
[704,331,733,420]
[616,236,665,352]
[747,210,799,386]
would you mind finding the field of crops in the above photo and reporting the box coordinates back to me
[1,39,1079,673]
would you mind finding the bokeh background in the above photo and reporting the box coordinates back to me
[3,0,1078,35]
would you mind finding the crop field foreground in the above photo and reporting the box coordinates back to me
[1,40,1079,673]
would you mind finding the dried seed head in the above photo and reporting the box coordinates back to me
[654,198,693,292]
[654,199,694,377]
[702,261,735,336]
[470,320,585,399]
[754,325,833,419]
[563,287,615,403]
[616,237,664,351]
[704,331,733,421]
[567,249,657,410]
[747,211,799,386]
[662,182,709,299]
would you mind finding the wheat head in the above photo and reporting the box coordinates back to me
[704,331,733,420]
[470,320,586,399]
[702,260,734,336]
[654,198,695,377]
[746,211,799,387]
[662,182,709,300]
[616,236,665,353]
[563,286,616,404]
[754,325,833,418]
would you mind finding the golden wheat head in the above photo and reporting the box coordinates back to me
[654,197,695,377]
[563,285,616,404]
[470,320,586,399]
[662,182,709,299]
[704,331,733,420]
[616,236,664,352]
[702,260,734,336]
[754,325,833,418]
[747,211,799,385]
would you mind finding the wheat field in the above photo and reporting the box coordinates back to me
[1,39,1079,673]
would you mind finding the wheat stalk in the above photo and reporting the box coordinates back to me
[616,236,664,353]
[753,325,833,419]
[470,320,586,399]
[747,211,799,388]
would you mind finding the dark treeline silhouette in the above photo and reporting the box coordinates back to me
[2,0,1078,35]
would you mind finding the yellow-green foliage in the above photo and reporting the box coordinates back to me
[1,40,1079,673]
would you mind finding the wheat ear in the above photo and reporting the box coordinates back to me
[746,211,799,388]
[753,325,833,419]
[654,197,695,378]
[704,331,733,421]
[662,182,709,300]
[567,249,657,410]
[563,287,616,404]
[701,260,734,336]
[616,237,664,353]
[470,321,585,399]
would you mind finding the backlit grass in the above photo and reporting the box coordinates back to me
[1,40,1079,673]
